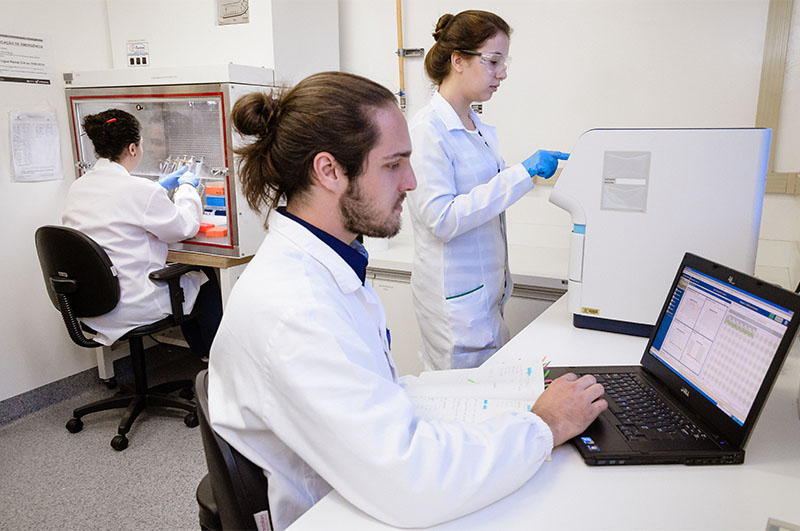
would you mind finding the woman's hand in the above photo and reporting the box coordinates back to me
[158,165,189,190]
[178,172,198,188]
[522,150,570,179]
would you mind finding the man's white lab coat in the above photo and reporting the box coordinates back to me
[408,92,534,370]
[208,210,553,530]
[62,158,205,344]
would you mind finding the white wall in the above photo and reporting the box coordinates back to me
[758,1,800,289]
[0,0,338,402]
[106,0,275,70]
[337,0,800,362]
[271,0,341,86]
[1,0,795,401]
[774,0,800,172]
[0,0,113,401]
[339,0,772,164]
[105,0,339,87]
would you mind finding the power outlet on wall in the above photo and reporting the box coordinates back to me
[126,40,150,67]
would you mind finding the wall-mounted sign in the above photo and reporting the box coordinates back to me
[217,0,249,26]
[0,33,52,85]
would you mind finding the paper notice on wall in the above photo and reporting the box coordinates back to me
[10,111,62,182]
[0,33,52,85]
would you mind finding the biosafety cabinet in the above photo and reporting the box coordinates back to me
[64,64,276,258]
[549,128,771,337]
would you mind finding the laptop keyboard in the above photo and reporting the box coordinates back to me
[594,373,708,442]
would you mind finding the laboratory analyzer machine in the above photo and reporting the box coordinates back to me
[549,128,770,337]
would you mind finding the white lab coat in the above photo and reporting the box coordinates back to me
[62,158,205,345]
[208,210,553,531]
[408,92,534,370]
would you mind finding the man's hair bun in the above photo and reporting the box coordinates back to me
[232,91,281,138]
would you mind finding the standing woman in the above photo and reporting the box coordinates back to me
[62,108,222,360]
[408,10,568,370]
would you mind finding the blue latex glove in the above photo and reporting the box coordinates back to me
[178,172,198,188]
[158,165,188,190]
[522,150,570,179]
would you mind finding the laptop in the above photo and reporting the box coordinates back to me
[549,252,800,465]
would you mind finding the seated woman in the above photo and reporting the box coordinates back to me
[62,108,221,360]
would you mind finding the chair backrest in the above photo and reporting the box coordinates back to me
[195,369,272,531]
[34,225,120,317]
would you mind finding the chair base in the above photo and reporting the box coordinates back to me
[67,379,198,451]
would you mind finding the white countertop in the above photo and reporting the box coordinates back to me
[290,296,800,530]
[366,186,800,293]
[366,185,572,291]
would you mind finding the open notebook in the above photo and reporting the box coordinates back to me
[403,363,544,424]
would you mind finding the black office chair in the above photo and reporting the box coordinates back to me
[35,225,200,451]
[194,369,272,531]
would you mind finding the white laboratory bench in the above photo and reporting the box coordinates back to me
[362,185,800,376]
[363,186,571,375]
[366,185,571,290]
[289,295,800,531]
[368,185,800,291]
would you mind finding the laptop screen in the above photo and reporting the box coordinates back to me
[648,266,793,427]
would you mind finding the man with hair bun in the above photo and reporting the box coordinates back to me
[208,71,605,530]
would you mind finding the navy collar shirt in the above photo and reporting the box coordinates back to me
[277,207,368,285]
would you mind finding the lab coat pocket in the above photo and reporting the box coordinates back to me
[445,285,495,352]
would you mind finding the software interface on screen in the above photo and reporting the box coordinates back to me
[649,267,792,426]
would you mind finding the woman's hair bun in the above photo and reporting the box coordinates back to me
[232,91,281,138]
[82,113,105,140]
[432,13,454,41]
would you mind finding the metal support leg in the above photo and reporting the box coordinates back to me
[95,345,114,380]
[94,343,130,383]
[218,263,247,309]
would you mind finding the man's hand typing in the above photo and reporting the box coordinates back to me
[531,373,607,446]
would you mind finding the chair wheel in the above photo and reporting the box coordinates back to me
[184,412,199,428]
[103,378,117,389]
[111,434,128,451]
[66,418,83,433]
[179,387,194,400]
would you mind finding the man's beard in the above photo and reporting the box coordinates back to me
[339,178,404,239]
